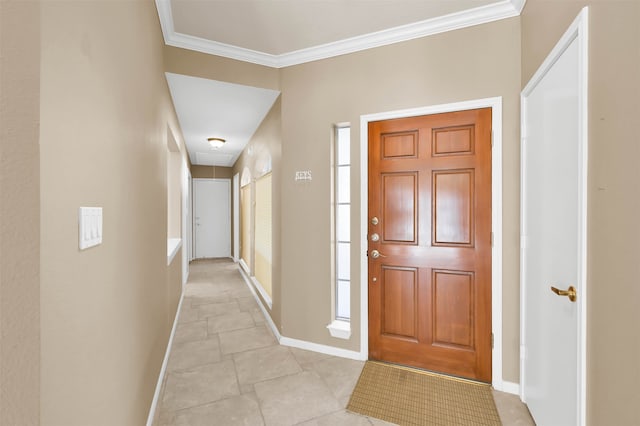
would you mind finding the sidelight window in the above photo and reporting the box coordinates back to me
[328,125,352,339]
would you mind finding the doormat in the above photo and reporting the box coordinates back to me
[347,361,501,426]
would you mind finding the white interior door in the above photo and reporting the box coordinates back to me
[521,9,588,426]
[194,178,231,259]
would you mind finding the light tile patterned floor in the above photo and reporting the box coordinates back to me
[154,259,535,426]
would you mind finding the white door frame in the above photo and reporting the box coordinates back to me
[520,8,588,425]
[359,97,505,390]
[233,173,240,262]
[182,161,191,284]
[189,174,194,261]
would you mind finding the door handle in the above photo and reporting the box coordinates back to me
[370,250,386,259]
[550,285,577,302]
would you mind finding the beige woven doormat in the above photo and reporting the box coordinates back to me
[347,361,502,426]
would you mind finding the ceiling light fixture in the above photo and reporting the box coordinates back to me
[207,137,226,149]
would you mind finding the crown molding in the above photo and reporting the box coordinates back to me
[155,0,525,69]
[511,0,527,14]
[167,32,281,68]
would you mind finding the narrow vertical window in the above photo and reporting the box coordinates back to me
[327,125,351,340]
[335,126,351,321]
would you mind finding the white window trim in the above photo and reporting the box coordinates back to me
[167,238,182,265]
[327,319,352,339]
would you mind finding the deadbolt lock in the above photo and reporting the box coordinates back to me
[371,217,379,225]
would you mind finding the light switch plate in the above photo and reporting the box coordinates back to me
[79,207,102,250]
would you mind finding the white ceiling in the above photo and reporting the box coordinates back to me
[165,72,280,167]
[159,0,525,167]
[171,0,497,56]
[156,0,525,68]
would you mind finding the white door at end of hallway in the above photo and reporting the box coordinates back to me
[194,178,230,259]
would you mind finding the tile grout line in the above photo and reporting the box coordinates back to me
[292,407,352,425]
[229,289,270,426]
[162,260,386,426]
[163,392,258,421]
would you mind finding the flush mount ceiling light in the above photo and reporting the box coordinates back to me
[207,137,226,149]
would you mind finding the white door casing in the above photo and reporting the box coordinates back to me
[520,8,588,426]
[182,162,190,284]
[194,178,231,259]
[188,174,193,261]
[233,173,240,262]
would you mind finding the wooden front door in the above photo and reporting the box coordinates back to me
[368,108,492,382]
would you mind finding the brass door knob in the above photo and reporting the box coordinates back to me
[550,285,577,302]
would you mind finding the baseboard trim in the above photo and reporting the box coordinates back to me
[146,292,185,426]
[250,276,273,310]
[238,266,282,341]
[236,265,364,361]
[500,380,520,395]
[279,336,365,361]
[239,258,250,275]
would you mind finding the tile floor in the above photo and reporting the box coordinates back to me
[154,259,535,426]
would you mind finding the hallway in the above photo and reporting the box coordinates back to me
[154,259,533,425]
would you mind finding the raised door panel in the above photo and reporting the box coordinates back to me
[382,173,417,244]
[381,266,418,340]
[382,131,418,159]
[432,125,475,156]
[432,170,474,246]
[432,270,475,349]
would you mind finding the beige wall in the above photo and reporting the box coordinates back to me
[164,46,280,91]
[164,17,521,383]
[167,150,182,239]
[8,2,634,423]
[191,165,234,179]
[279,18,522,380]
[40,1,187,425]
[233,98,282,329]
[522,2,640,424]
[0,1,41,424]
